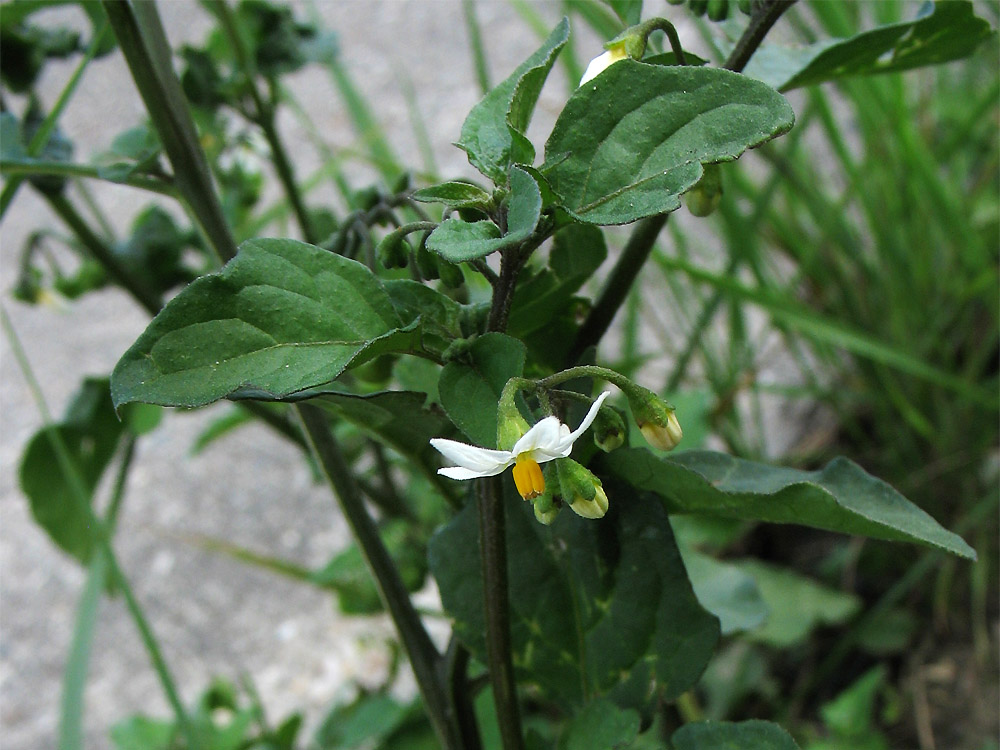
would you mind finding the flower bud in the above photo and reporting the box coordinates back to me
[579,41,629,85]
[556,459,609,520]
[532,481,561,525]
[685,163,723,217]
[497,395,530,452]
[376,231,411,269]
[627,386,683,451]
[592,405,626,452]
[437,258,465,289]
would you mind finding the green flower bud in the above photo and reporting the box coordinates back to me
[532,480,562,525]
[415,243,440,280]
[627,386,683,451]
[556,459,609,520]
[685,163,723,217]
[376,230,411,269]
[497,393,530,451]
[592,405,626,452]
[437,258,465,289]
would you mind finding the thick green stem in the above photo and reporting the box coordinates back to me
[723,0,798,74]
[294,404,462,750]
[478,246,527,750]
[568,214,667,363]
[0,161,176,197]
[102,0,237,263]
[44,191,163,314]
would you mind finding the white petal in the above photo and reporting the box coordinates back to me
[511,416,564,455]
[438,465,506,480]
[553,391,612,453]
[430,438,512,473]
[580,50,614,85]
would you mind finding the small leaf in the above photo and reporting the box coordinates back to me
[19,378,124,564]
[559,699,640,750]
[314,693,413,749]
[438,333,526,447]
[681,549,769,636]
[603,0,642,27]
[602,449,976,559]
[426,166,542,262]
[543,61,794,225]
[820,666,886,737]
[458,18,569,183]
[744,1,995,92]
[740,560,861,647]
[672,720,801,750]
[429,491,719,710]
[411,181,493,209]
[111,238,420,408]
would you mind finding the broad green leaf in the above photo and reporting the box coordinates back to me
[559,699,640,750]
[111,238,421,409]
[458,18,569,183]
[672,720,801,750]
[643,51,710,67]
[543,61,794,225]
[428,490,719,710]
[740,560,861,647]
[384,278,463,342]
[411,181,493,210]
[681,549,769,636]
[601,449,976,559]
[744,1,995,92]
[438,333,526,447]
[426,166,542,262]
[19,378,123,564]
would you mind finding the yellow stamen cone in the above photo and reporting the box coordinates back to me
[512,456,545,500]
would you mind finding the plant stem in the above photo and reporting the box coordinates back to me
[213,0,316,244]
[2,306,198,749]
[0,21,110,219]
[44,191,163,314]
[723,0,798,74]
[478,246,527,750]
[568,214,668,363]
[294,404,462,749]
[477,475,523,750]
[446,638,483,750]
[0,161,176,197]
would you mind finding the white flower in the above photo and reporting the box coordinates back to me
[430,392,611,500]
[579,42,628,86]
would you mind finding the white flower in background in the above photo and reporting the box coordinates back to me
[430,392,611,500]
[579,41,628,85]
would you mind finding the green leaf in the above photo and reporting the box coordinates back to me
[110,716,174,750]
[820,666,885,737]
[426,166,542,262]
[428,490,719,710]
[602,449,976,559]
[111,238,421,409]
[411,181,493,210]
[438,333,526,447]
[458,18,569,183]
[559,698,640,750]
[19,378,124,564]
[643,51,710,67]
[603,0,642,27]
[384,278,463,342]
[744,1,995,92]
[680,549,769,635]
[314,693,413,749]
[739,560,861,647]
[94,123,162,182]
[672,720,801,750]
[543,61,794,225]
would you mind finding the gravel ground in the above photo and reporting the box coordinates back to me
[0,2,581,746]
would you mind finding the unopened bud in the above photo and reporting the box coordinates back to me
[580,40,629,85]
[532,481,561,525]
[627,386,682,451]
[685,163,723,217]
[592,405,626,452]
[556,459,609,520]
[376,230,411,269]
[497,395,530,452]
